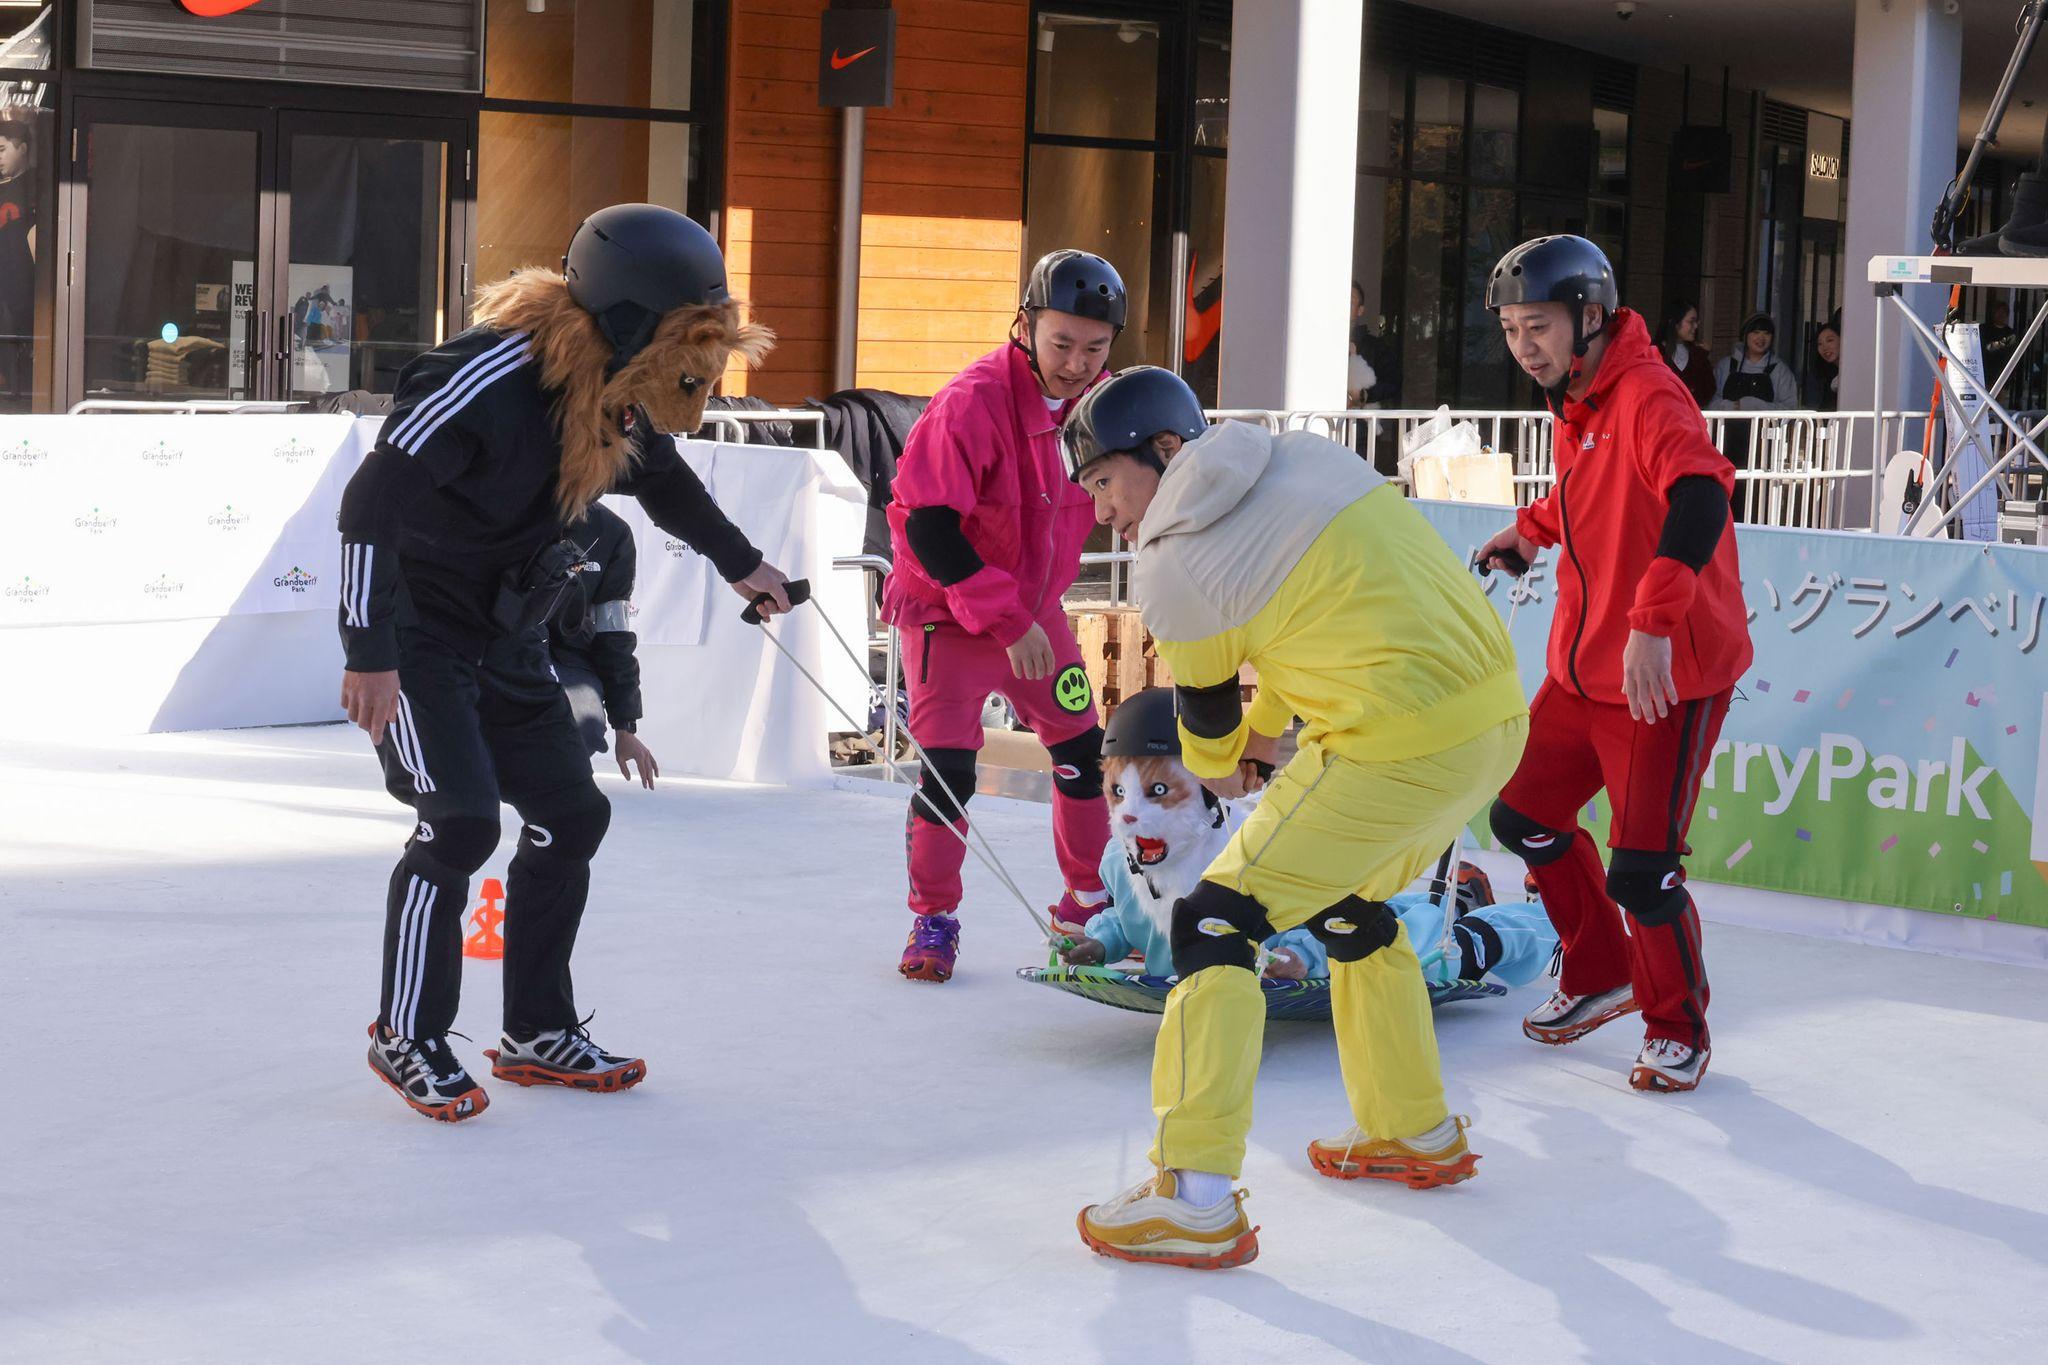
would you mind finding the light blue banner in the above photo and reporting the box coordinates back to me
[1418,502,2048,927]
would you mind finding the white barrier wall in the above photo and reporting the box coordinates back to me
[0,417,868,785]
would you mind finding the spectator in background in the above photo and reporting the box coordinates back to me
[1980,300,2018,385]
[1710,312,1798,519]
[1806,314,1841,412]
[1657,301,1715,406]
[0,115,36,410]
[1351,281,1400,406]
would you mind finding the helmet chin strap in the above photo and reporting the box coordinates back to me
[1544,303,1606,412]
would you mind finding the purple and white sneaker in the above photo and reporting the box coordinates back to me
[899,912,961,982]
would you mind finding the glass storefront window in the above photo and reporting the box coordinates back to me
[1411,75,1464,177]
[1594,107,1629,195]
[0,87,51,412]
[1033,12,1160,141]
[484,0,709,112]
[1402,181,1461,409]
[1193,22,1229,149]
[1358,59,1402,172]
[1471,84,1518,185]
[1024,143,1159,372]
[287,134,449,397]
[1184,153,1226,405]
[83,122,261,403]
[477,112,697,284]
[1462,187,1517,407]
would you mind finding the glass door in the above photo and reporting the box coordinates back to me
[69,99,271,405]
[65,101,466,407]
[275,112,464,402]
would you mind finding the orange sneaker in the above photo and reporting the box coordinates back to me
[1307,1115,1479,1188]
[1077,1170,1259,1270]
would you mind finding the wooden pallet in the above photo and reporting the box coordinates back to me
[1067,606,1255,719]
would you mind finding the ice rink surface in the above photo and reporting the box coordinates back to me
[4,725,2045,1365]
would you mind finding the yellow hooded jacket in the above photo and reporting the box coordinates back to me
[1133,422,1525,777]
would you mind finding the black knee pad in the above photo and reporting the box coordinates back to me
[517,787,611,864]
[1305,897,1401,963]
[1046,726,1105,801]
[1607,848,1690,927]
[405,814,500,878]
[909,747,977,826]
[1169,881,1276,977]
[1489,799,1575,867]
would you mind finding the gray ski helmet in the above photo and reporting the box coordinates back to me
[1102,687,1179,759]
[1023,249,1128,330]
[563,203,730,367]
[1484,234,1618,318]
[1061,365,1208,483]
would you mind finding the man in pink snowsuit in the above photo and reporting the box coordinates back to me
[883,250,1128,981]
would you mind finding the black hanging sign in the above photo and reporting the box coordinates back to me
[819,6,895,108]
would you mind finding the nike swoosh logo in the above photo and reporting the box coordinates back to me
[831,46,877,69]
[179,0,265,14]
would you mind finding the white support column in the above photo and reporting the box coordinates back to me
[1840,0,1962,422]
[1217,0,1362,412]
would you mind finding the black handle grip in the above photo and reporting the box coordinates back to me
[1471,546,1530,578]
[1249,759,1276,782]
[741,577,812,625]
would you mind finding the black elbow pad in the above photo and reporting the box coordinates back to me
[1655,476,1730,571]
[904,507,986,587]
[1175,679,1243,740]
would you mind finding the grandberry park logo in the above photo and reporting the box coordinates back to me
[4,575,49,602]
[143,574,187,600]
[272,565,318,594]
[273,437,315,464]
[73,507,118,535]
[208,504,251,531]
[140,440,184,468]
[1,438,48,468]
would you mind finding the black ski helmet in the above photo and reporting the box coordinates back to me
[1486,234,1619,405]
[1061,365,1208,483]
[1484,234,1618,317]
[1023,249,1128,330]
[564,203,730,370]
[1102,687,1179,759]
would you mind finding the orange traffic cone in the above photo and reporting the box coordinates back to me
[464,877,505,960]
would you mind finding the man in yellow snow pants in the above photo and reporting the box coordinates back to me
[1058,366,1528,1269]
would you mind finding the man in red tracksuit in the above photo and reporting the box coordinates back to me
[1477,235,1752,1093]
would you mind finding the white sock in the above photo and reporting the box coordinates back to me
[1174,1168,1234,1208]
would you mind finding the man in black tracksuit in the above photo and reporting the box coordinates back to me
[339,204,789,1122]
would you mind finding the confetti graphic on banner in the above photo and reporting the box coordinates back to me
[1757,680,1772,693]
[1944,649,1959,668]
[1796,829,1812,842]
[1837,689,1855,710]
[1929,842,1943,858]
[1880,836,1901,853]
[1726,840,1755,868]
[1794,689,1812,704]
[1973,840,1990,853]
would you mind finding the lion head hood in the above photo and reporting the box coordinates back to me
[469,267,774,521]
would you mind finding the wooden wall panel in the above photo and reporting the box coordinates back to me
[723,0,1029,403]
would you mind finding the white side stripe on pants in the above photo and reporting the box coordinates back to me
[391,875,437,1039]
[388,692,436,795]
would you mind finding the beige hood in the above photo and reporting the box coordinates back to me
[1135,422,1386,643]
